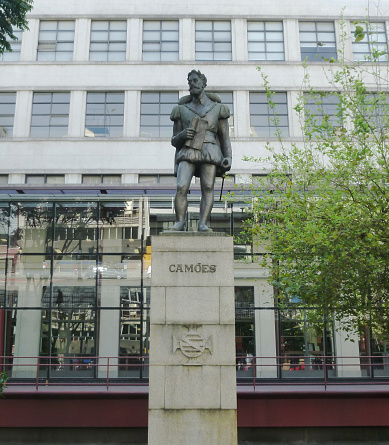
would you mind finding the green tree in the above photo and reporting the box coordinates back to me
[242,19,389,335]
[0,0,33,54]
[0,371,7,396]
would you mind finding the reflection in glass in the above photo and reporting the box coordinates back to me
[119,287,149,378]
[235,287,255,377]
[10,203,53,254]
[279,308,334,378]
[54,202,97,255]
[40,286,96,378]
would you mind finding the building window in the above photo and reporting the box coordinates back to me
[299,21,336,61]
[0,92,16,137]
[89,21,127,62]
[0,28,23,61]
[30,92,70,137]
[304,93,341,133]
[352,22,388,61]
[138,175,176,184]
[0,175,8,184]
[195,21,232,61]
[37,21,75,61]
[235,286,255,377]
[360,93,389,134]
[142,20,179,61]
[248,21,284,61]
[25,175,65,185]
[140,92,178,137]
[85,92,124,137]
[249,92,289,137]
[82,175,122,185]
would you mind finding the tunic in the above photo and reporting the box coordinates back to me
[170,99,231,176]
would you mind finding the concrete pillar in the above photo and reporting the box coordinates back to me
[288,91,303,138]
[181,18,195,61]
[74,19,91,62]
[232,19,247,62]
[124,91,141,137]
[335,320,362,377]
[284,19,301,62]
[68,91,87,137]
[13,91,33,137]
[128,18,142,61]
[336,19,354,62]
[122,174,138,184]
[65,174,82,184]
[13,277,43,378]
[255,278,277,378]
[149,234,237,445]
[98,285,120,378]
[20,19,39,61]
[234,90,250,138]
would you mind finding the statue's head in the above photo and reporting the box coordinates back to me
[187,70,207,96]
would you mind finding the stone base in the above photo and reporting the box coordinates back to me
[148,234,237,445]
[148,409,237,445]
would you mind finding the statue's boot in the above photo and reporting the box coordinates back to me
[171,220,185,231]
[198,224,213,232]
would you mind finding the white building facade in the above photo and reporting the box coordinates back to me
[0,0,388,383]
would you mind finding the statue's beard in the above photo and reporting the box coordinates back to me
[189,86,202,96]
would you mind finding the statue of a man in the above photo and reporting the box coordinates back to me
[170,70,232,232]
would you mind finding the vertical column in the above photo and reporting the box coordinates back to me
[181,18,195,61]
[288,91,303,138]
[255,278,277,378]
[232,19,247,62]
[283,19,301,62]
[74,19,91,62]
[98,285,120,378]
[149,234,237,445]
[234,90,250,138]
[13,91,33,137]
[128,18,142,61]
[20,18,39,61]
[68,91,86,137]
[335,321,361,377]
[13,285,42,378]
[124,91,141,137]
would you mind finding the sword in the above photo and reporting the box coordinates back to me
[219,174,225,201]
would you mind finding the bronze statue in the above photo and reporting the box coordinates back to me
[170,70,232,232]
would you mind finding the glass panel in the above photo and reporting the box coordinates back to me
[248,22,265,31]
[235,286,255,378]
[53,203,98,255]
[41,285,96,378]
[119,287,150,378]
[9,203,53,254]
[214,21,231,31]
[316,22,335,31]
[299,22,316,31]
[265,22,283,31]
[58,21,75,31]
[196,21,213,31]
[143,21,161,31]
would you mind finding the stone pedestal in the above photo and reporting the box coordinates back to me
[148,233,237,445]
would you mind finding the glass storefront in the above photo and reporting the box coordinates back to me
[0,195,387,382]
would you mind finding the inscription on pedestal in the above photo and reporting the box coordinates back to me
[173,325,212,365]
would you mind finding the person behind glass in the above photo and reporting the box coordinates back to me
[170,70,232,232]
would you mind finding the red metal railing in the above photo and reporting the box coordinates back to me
[1,354,389,391]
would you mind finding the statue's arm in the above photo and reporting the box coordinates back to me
[171,119,196,149]
[218,118,232,171]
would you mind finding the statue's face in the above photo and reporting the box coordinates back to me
[188,73,204,96]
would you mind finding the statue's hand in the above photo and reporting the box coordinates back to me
[182,128,196,140]
[221,157,232,171]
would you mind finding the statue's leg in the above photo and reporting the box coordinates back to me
[172,161,195,231]
[198,163,217,232]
